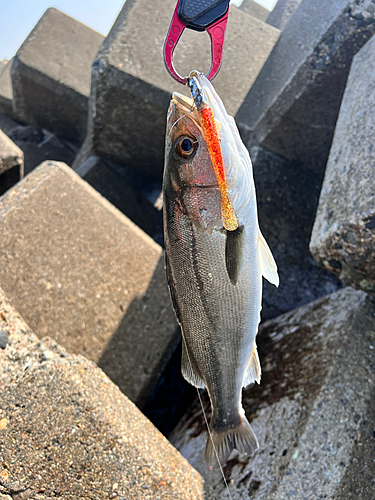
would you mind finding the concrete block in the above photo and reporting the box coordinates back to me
[0,59,13,116]
[11,8,104,145]
[0,161,178,406]
[0,305,205,498]
[236,0,375,172]
[0,60,7,75]
[0,113,78,177]
[310,35,375,297]
[251,146,341,320]
[238,0,269,21]
[266,0,303,30]
[170,287,375,499]
[83,0,279,180]
[0,129,23,196]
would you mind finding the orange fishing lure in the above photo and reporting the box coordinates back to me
[198,107,238,231]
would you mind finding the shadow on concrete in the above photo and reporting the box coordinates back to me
[97,255,181,412]
[252,146,342,320]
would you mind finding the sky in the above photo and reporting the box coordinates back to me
[0,0,278,61]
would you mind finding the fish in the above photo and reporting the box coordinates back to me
[162,71,279,466]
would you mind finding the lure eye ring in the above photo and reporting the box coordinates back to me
[174,135,197,162]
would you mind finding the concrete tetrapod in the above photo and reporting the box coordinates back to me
[236,0,375,172]
[0,287,206,500]
[0,161,178,406]
[170,287,375,499]
[76,0,279,181]
[11,8,104,145]
[310,34,375,297]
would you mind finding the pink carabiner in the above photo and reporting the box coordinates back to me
[163,4,229,85]
[163,4,188,85]
[206,13,228,81]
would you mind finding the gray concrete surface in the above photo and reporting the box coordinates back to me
[170,287,375,499]
[81,0,279,181]
[0,161,178,406]
[11,8,104,145]
[238,0,269,21]
[310,34,375,297]
[0,286,39,389]
[0,60,7,75]
[266,0,303,30]
[251,146,341,320]
[0,59,13,117]
[0,129,23,196]
[236,0,375,172]
[0,288,206,500]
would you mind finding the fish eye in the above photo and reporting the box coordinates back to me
[174,135,197,161]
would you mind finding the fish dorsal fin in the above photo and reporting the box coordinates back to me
[181,340,205,389]
[243,342,261,387]
[225,225,245,285]
[258,230,279,287]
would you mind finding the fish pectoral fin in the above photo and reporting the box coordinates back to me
[225,225,245,285]
[243,342,261,387]
[258,230,279,287]
[181,340,205,389]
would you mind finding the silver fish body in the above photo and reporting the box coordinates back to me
[163,74,278,465]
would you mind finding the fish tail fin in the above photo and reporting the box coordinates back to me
[205,416,259,467]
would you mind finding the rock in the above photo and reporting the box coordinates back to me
[11,8,104,145]
[238,0,269,21]
[79,0,279,181]
[0,310,205,499]
[236,0,375,172]
[0,129,23,196]
[170,287,375,499]
[0,113,78,177]
[266,0,303,30]
[310,34,375,297]
[0,161,178,406]
[0,59,13,117]
[251,146,341,320]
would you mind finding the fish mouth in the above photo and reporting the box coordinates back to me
[171,92,194,110]
[170,92,200,126]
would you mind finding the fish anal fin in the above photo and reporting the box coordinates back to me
[225,225,245,285]
[205,416,259,466]
[258,230,279,287]
[243,342,261,387]
[181,340,205,389]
